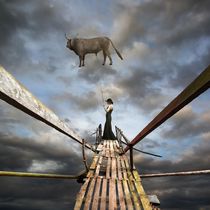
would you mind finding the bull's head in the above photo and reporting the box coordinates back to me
[65,34,73,50]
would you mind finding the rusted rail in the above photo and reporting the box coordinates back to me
[0,171,81,179]
[0,66,93,150]
[124,65,210,153]
[140,169,210,178]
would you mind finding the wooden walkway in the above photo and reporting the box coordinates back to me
[74,140,152,210]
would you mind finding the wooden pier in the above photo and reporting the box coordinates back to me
[74,140,152,210]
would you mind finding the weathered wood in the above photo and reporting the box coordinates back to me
[100,178,107,210]
[128,179,142,210]
[0,171,80,179]
[121,156,128,180]
[117,180,126,210]
[95,156,103,177]
[122,179,133,210]
[74,140,152,209]
[111,158,117,179]
[0,66,93,150]
[109,178,116,210]
[106,157,111,179]
[134,181,152,210]
[92,177,101,210]
[124,64,210,153]
[140,169,210,178]
[117,157,122,180]
[84,178,96,209]
[74,178,90,210]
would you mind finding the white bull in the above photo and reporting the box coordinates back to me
[65,35,123,67]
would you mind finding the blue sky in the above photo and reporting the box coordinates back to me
[0,0,210,209]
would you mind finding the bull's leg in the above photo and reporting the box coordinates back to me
[102,50,107,65]
[106,50,112,65]
[79,56,82,67]
[82,55,85,66]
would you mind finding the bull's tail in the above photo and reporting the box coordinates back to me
[109,39,123,60]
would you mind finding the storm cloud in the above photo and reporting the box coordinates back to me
[1,0,210,209]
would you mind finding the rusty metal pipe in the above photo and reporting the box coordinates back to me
[140,169,210,178]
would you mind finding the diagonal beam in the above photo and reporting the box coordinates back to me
[124,65,210,153]
[0,66,93,150]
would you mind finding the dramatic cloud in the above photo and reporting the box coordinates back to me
[1,0,210,209]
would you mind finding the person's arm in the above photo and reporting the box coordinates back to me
[106,104,113,112]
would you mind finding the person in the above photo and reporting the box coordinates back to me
[102,98,116,140]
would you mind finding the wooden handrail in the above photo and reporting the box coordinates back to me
[0,66,93,151]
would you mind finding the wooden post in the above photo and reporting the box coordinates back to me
[130,145,134,171]
[82,139,89,172]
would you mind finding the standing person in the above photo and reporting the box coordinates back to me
[102,98,116,140]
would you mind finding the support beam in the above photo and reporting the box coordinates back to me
[0,66,93,150]
[0,171,80,179]
[140,170,210,178]
[124,65,210,153]
[130,145,134,171]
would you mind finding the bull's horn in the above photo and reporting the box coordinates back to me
[65,33,69,40]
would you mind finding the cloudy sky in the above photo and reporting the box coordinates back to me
[0,0,210,209]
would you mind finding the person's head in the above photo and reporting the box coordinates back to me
[106,98,113,104]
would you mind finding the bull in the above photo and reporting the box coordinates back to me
[65,34,123,67]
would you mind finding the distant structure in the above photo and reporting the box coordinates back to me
[0,64,210,209]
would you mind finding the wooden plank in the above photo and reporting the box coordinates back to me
[111,157,117,179]
[101,142,106,156]
[120,156,128,180]
[91,177,101,210]
[106,157,111,179]
[115,140,120,148]
[128,180,142,210]
[117,180,126,210]
[106,141,110,157]
[87,170,94,178]
[100,178,107,210]
[122,179,133,210]
[84,178,96,209]
[117,157,122,180]
[74,178,90,210]
[110,141,115,157]
[134,180,152,210]
[109,179,116,210]
[90,156,99,170]
[95,156,103,177]
[113,140,119,154]
[123,156,133,180]
[124,65,210,153]
[0,66,93,150]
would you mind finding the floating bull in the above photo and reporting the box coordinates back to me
[65,34,123,67]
